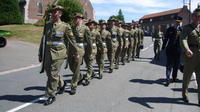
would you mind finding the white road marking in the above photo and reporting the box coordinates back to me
[6,96,45,112]
[192,72,198,87]
[0,64,40,76]
[141,44,153,52]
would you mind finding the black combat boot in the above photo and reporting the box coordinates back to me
[58,81,66,94]
[44,96,56,106]
[69,87,76,95]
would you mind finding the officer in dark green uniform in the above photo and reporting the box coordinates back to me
[69,13,92,95]
[181,4,200,104]
[38,6,77,105]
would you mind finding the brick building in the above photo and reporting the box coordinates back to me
[18,0,94,23]
[139,5,190,34]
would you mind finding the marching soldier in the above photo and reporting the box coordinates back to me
[152,26,164,60]
[162,16,182,86]
[38,6,77,105]
[107,18,119,73]
[115,21,124,69]
[100,20,112,75]
[132,22,138,61]
[84,20,104,81]
[181,4,200,105]
[127,24,136,62]
[135,24,144,58]
[121,24,130,65]
[69,13,92,95]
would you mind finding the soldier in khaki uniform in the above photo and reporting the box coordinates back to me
[107,18,119,73]
[115,21,124,69]
[132,22,138,61]
[152,26,164,60]
[100,20,112,74]
[121,24,130,65]
[38,6,77,105]
[69,13,92,95]
[84,20,104,81]
[180,5,200,104]
[136,24,144,58]
[127,24,136,62]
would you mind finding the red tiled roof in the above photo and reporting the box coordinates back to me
[141,8,182,19]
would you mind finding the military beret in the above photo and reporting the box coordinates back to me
[74,13,84,19]
[193,4,200,16]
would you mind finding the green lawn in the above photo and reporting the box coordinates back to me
[0,24,43,43]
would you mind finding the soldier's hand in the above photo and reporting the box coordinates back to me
[75,55,80,59]
[186,49,193,58]
[38,56,42,63]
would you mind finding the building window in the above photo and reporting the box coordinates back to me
[171,15,175,19]
[84,10,88,20]
[160,16,164,20]
[37,2,43,16]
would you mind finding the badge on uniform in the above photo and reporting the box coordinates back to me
[69,32,74,36]
[53,32,64,38]
[78,33,84,38]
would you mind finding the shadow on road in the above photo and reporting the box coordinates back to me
[128,96,199,109]
[0,94,44,103]
[129,78,166,86]
[172,88,197,93]
[24,86,45,91]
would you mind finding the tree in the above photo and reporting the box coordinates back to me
[0,0,23,25]
[57,0,84,25]
[108,9,125,22]
[117,9,125,22]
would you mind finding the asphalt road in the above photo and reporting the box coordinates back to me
[0,38,199,112]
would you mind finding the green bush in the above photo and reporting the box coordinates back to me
[0,0,23,25]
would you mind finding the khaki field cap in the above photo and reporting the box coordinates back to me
[108,17,117,22]
[193,3,200,16]
[86,19,98,25]
[52,5,64,11]
[74,13,84,19]
[101,20,107,25]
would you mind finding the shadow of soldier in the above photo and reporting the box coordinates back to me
[171,88,197,93]
[128,96,199,109]
[24,86,45,91]
[0,94,44,103]
[129,78,167,86]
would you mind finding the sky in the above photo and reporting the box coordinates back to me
[90,0,200,22]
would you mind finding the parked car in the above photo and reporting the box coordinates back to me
[0,30,11,47]
[144,30,152,36]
